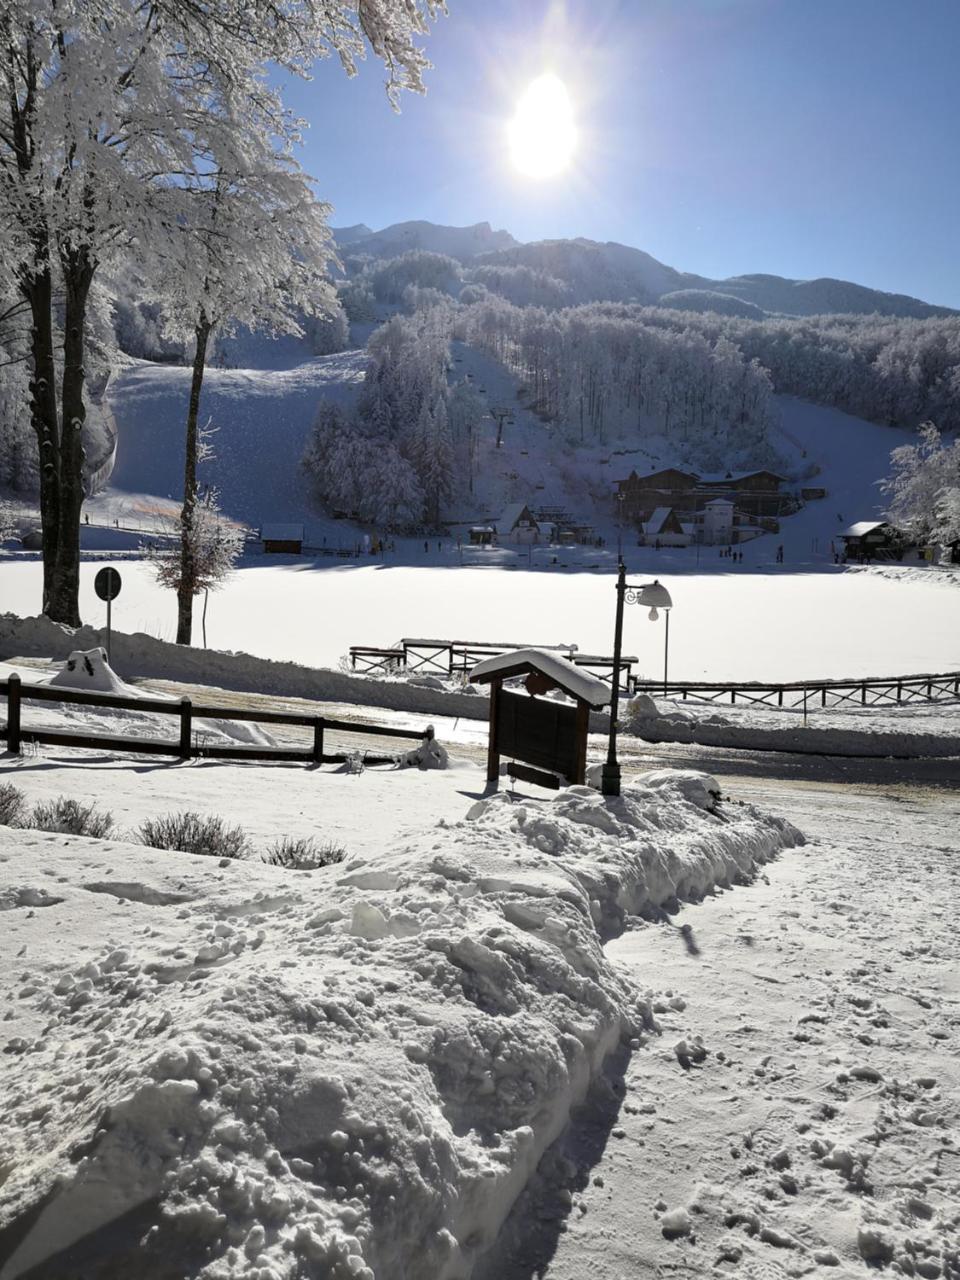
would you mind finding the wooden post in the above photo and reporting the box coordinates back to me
[486,676,502,783]
[312,719,324,763]
[573,698,589,785]
[179,697,192,759]
[6,674,21,754]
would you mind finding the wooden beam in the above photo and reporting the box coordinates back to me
[487,676,502,783]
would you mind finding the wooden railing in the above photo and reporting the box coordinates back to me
[632,671,960,709]
[1,675,429,765]
[351,637,637,692]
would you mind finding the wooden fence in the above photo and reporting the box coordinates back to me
[0,675,429,765]
[350,637,637,693]
[632,671,960,710]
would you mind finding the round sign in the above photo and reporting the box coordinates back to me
[94,566,122,602]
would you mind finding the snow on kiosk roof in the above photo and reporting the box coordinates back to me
[470,648,611,709]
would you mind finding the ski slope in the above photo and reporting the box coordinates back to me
[95,325,912,569]
[102,346,367,542]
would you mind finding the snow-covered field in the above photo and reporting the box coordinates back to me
[2,558,959,683]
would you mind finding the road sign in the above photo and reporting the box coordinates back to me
[94,567,122,602]
[94,567,122,665]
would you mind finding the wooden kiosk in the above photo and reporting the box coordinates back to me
[470,648,611,789]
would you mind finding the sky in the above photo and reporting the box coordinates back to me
[282,0,960,308]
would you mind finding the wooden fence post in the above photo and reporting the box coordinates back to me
[312,719,325,763]
[6,674,21,754]
[179,698,192,759]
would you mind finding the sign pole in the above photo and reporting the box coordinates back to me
[106,596,112,666]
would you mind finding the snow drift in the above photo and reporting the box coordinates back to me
[0,776,800,1280]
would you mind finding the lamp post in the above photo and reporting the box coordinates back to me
[601,563,673,797]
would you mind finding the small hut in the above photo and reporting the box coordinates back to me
[840,521,906,561]
[261,523,304,554]
[497,503,541,545]
[470,648,610,788]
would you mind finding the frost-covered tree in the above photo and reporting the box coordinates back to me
[0,0,447,627]
[151,164,337,646]
[882,422,960,545]
[145,489,244,647]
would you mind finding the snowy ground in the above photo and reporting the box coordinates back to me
[482,776,960,1280]
[0,765,797,1280]
[2,560,959,683]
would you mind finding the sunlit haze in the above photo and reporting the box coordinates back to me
[508,73,578,179]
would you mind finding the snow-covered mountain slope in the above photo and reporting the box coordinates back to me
[103,348,367,541]
[333,219,518,262]
[97,329,909,558]
[472,237,955,318]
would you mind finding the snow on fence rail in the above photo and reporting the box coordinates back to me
[0,674,429,765]
[633,671,960,709]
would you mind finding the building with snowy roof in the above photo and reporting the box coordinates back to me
[839,521,907,560]
[641,507,691,547]
[496,503,541,544]
[261,523,304,554]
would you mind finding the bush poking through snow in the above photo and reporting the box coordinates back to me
[0,782,27,827]
[262,836,346,870]
[137,811,248,859]
[29,796,114,838]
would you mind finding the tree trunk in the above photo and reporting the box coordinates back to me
[23,264,62,616]
[177,314,212,645]
[48,253,94,627]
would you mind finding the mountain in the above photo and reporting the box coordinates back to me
[473,237,955,319]
[331,220,518,262]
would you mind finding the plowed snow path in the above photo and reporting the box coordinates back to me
[482,780,960,1279]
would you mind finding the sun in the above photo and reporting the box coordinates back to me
[508,73,577,179]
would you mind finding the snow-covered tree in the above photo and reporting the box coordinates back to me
[882,422,960,545]
[145,489,244,646]
[0,0,447,627]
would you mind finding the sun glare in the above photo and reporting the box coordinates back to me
[508,73,577,179]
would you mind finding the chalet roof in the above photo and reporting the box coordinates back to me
[703,498,734,508]
[620,467,698,486]
[497,503,539,534]
[643,507,675,534]
[841,521,893,538]
[261,523,304,541]
[698,470,787,484]
[469,648,611,708]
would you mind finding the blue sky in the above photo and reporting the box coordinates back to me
[283,0,960,307]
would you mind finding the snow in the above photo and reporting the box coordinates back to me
[102,349,368,543]
[625,694,960,759]
[481,776,960,1279]
[3,558,959,684]
[0,771,798,1279]
[470,648,612,708]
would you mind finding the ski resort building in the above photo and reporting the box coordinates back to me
[839,521,908,561]
[615,467,790,528]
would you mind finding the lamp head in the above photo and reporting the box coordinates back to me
[637,579,673,612]
[648,606,659,621]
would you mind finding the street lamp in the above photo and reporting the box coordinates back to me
[601,562,673,797]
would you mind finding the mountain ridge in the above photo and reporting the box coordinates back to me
[332,220,955,320]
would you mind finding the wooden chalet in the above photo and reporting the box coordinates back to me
[261,523,304,554]
[497,503,541,544]
[839,521,908,561]
[641,507,691,547]
[615,467,789,527]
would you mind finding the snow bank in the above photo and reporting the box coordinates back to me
[624,695,960,759]
[0,776,800,1280]
[0,612,491,723]
[37,645,276,750]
